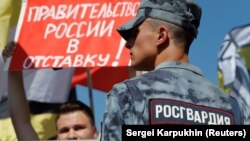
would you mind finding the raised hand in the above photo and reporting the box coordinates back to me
[2,41,15,62]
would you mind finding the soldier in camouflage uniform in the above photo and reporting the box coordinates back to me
[101,0,242,140]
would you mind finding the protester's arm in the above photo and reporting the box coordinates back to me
[6,42,39,140]
[8,71,39,140]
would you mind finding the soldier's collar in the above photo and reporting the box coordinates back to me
[155,61,203,76]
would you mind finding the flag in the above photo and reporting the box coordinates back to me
[72,67,130,93]
[218,24,250,124]
[0,0,20,50]
[0,0,12,50]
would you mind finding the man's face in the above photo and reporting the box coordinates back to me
[56,111,97,140]
[125,20,158,71]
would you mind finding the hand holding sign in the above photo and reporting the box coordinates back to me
[2,41,16,63]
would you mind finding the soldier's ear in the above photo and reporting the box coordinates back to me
[156,26,169,46]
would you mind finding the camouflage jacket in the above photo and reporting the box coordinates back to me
[101,61,241,141]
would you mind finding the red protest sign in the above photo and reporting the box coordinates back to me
[8,0,140,70]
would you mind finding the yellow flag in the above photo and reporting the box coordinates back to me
[0,0,21,50]
[0,113,57,140]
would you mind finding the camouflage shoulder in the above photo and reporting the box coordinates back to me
[107,82,129,96]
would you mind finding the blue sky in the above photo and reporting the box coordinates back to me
[77,0,250,131]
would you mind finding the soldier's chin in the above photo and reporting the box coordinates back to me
[130,62,140,70]
[131,64,153,71]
